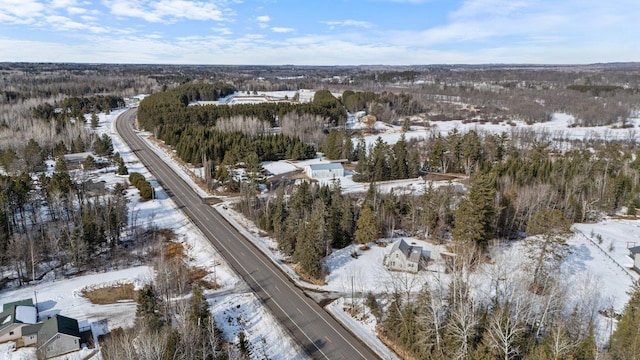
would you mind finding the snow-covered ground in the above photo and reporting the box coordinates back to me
[354,113,640,149]
[0,109,305,360]
[6,106,636,359]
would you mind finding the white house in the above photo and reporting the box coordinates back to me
[383,239,429,273]
[304,163,344,180]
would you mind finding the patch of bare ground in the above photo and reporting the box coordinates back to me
[162,240,221,290]
[377,330,417,360]
[189,266,220,290]
[422,172,464,181]
[82,283,137,305]
[293,264,327,286]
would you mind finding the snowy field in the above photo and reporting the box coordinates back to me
[355,113,640,149]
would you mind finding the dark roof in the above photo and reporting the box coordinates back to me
[0,308,12,331]
[630,246,640,255]
[389,239,425,263]
[38,315,80,342]
[2,298,33,312]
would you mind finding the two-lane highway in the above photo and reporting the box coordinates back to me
[116,109,380,360]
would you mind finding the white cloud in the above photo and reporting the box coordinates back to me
[50,0,79,7]
[67,6,87,15]
[46,14,110,33]
[452,0,532,18]
[105,0,226,23]
[0,0,45,23]
[321,20,372,28]
[271,27,294,33]
[256,15,270,22]
[213,27,233,35]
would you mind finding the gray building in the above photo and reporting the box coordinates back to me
[304,163,344,179]
[629,246,640,273]
[37,314,81,358]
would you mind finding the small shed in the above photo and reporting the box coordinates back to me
[383,239,429,273]
[629,246,640,273]
[304,163,344,179]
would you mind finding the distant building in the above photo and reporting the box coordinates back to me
[189,101,220,106]
[383,239,429,273]
[304,163,344,179]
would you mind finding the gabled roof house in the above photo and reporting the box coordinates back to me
[37,314,81,359]
[383,239,429,273]
[0,299,81,358]
[0,299,37,344]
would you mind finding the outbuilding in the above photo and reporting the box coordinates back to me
[304,163,344,179]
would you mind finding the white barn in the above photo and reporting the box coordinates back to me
[304,163,344,179]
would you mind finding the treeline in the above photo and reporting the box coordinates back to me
[237,181,355,279]
[137,87,346,131]
[342,90,425,117]
[33,95,125,121]
[158,124,315,165]
[352,135,421,182]
[0,162,130,286]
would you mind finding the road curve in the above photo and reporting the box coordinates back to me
[115,109,380,360]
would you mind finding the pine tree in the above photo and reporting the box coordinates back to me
[524,208,572,293]
[355,205,378,245]
[91,112,99,128]
[609,280,640,359]
[189,285,211,330]
[136,283,164,330]
[292,206,324,280]
[453,173,497,248]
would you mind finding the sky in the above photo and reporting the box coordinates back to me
[0,0,638,65]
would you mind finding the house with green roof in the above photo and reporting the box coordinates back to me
[0,298,37,344]
[36,314,81,358]
[1,299,82,358]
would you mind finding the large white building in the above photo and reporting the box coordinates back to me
[304,163,344,179]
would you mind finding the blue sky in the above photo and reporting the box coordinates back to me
[0,0,638,65]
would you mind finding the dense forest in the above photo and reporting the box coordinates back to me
[2,63,640,359]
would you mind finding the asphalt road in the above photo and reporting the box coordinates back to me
[115,108,380,360]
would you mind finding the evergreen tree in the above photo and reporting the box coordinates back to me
[292,204,324,279]
[90,111,99,128]
[136,283,164,330]
[189,285,211,331]
[524,208,572,293]
[355,205,378,245]
[453,173,497,248]
[609,280,640,359]
[23,139,44,172]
